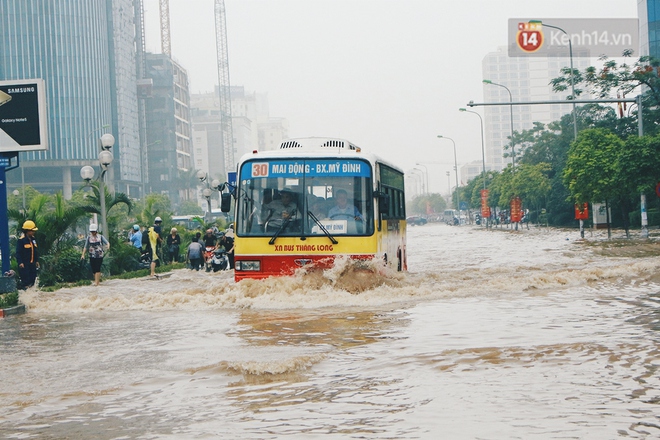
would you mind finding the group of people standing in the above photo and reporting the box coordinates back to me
[131,218,234,275]
[13,216,234,289]
[133,216,180,277]
[185,226,234,271]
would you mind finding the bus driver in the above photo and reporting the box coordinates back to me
[328,189,363,221]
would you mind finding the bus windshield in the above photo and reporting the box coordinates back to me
[236,158,374,237]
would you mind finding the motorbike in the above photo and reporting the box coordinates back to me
[138,250,152,269]
[204,246,216,272]
[209,248,229,272]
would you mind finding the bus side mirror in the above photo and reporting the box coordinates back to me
[376,192,389,214]
[220,193,232,212]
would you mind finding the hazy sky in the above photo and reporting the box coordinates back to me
[142,0,637,193]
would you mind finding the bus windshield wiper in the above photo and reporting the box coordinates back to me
[307,211,338,244]
[268,217,291,245]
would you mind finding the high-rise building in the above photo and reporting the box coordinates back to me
[639,0,660,57]
[480,46,590,172]
[0,0,143,198]
[144,53,193,206]
[108,0,142,197]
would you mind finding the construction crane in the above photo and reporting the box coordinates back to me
[159,0,172,56]
[215,0,234,175]
[157,0,234,176]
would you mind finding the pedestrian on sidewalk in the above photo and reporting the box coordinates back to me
[166,227,181,264]
[81,224,110,286]
[16,220,40,289]
[147,217,163,276]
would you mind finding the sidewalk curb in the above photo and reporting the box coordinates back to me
[0,304,26,318]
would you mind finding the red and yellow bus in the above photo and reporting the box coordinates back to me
[231,137,406,281]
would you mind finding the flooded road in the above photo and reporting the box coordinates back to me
[1,224,659,439]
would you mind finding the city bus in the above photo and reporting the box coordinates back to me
[230,137,406,281]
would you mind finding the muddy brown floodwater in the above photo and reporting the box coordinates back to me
[1,223,659,439]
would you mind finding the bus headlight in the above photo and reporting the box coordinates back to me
[236,260,260,271]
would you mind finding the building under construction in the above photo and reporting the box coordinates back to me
[144,53,193,205]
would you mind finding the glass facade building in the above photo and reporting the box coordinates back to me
[639,0,660,57]
[0,0,141,197]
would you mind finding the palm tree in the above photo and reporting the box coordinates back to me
[84,181,133,218]
[8,192,99,256]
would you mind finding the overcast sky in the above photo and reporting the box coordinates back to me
[142,0,637,193]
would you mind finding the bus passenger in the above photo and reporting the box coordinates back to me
[308,196,327,219]
[261,188,300,232]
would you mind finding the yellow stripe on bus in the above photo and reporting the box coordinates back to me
[236,235,379,256]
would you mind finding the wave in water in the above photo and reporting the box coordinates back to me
[18,253,660,313]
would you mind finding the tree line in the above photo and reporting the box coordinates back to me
[412,55,660,230]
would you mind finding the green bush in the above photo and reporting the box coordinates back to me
[39,247,86,287]
[0,291,19,308]
[106,242,141,275]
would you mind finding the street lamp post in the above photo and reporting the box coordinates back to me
[459,107,489,226]
[436,136,460,222]
[197,170,224,221]
[412,167,427,195]
[531,21,578,141]
[408,173,420,197]
[415,163,429,195]
[80,133,115,236]
[445,171,451,203]
[408,169,424,197]
[481,80,515,167]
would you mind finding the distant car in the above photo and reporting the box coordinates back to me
[407,216,428,226]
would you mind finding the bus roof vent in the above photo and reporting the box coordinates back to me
[277,138,361,152]
[280,140,304,149]
[320,140,358,150]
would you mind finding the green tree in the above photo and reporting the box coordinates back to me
[7,185,42,213]
[563,128,624,237]
[550,55,660,136]
[512,106,626,225]
[462,171,498,209]
[191,215,229,232]
[616,134,660,234]
[618,134,660,196]
[138,193,173,226]
[80,181,133,242]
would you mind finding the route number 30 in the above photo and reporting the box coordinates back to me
[251,163,269,177]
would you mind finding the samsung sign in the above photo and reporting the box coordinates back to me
[0,78,48,152]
